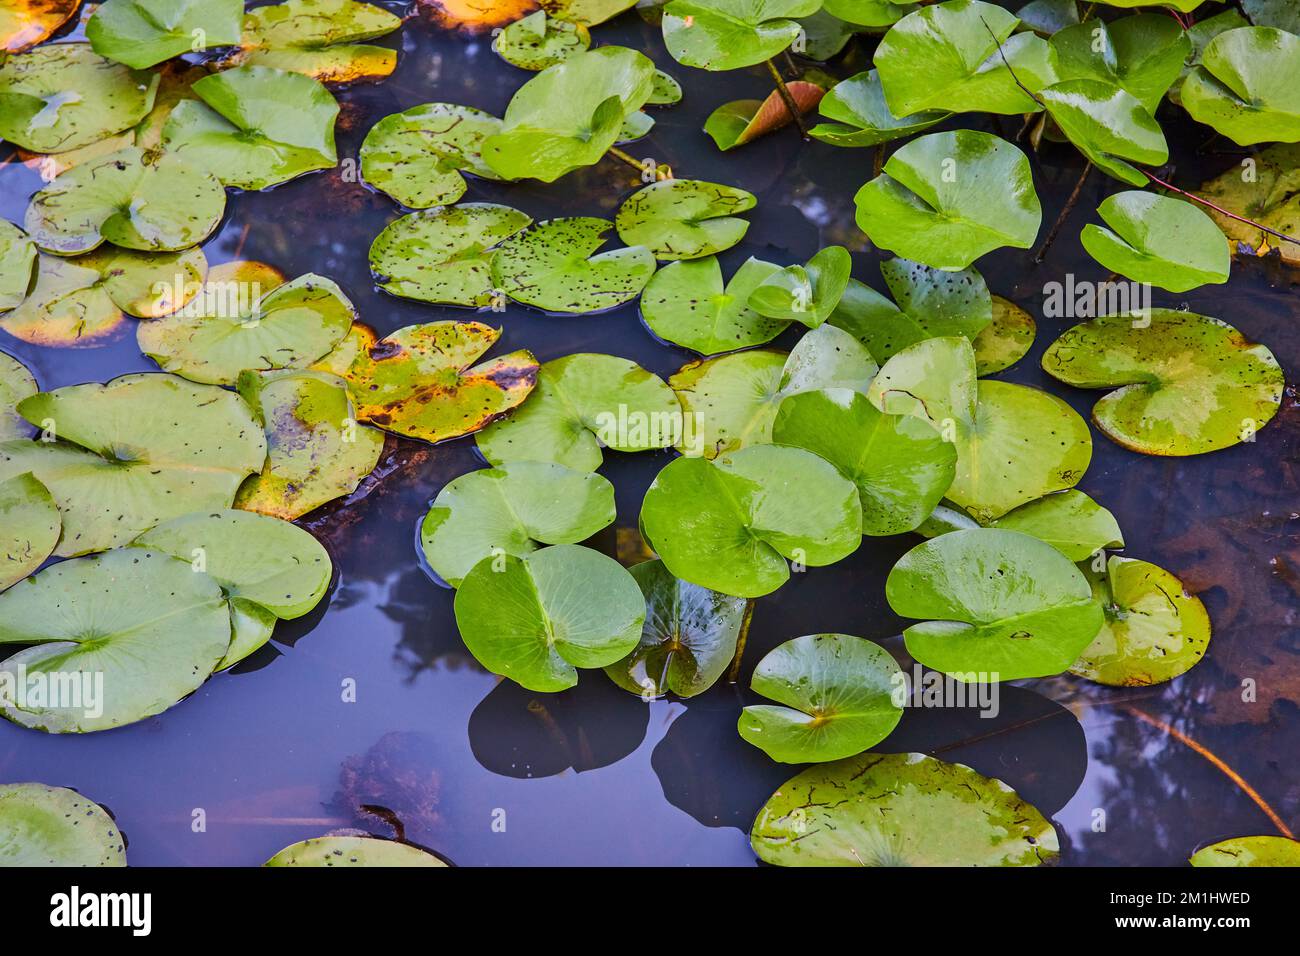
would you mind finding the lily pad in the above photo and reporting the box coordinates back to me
[810,70,947,148]
[1048,14,1190,114]
[1081,191,1230,293]
[1041,310,1283,456]
[739,634,903,763]
[475,353,678,471]
[886,528,1103,681]
[494,11,589,71]
[750,751,1059,866]
[1016,0,1079,35]
[265,835,447,866]
[1190,836,1300,868]
[0,352,37,440]
[747,246,851,329]
[229,0,404,84]
[854,130,1042,270]
[0,221,36,313]
[972,295,1035,375]
[162,65,338,190]
[88,0,244,69]
[491,217,656,313]
[640,444,863,598]
[703,81,824,150]
[360,105,504,209]
[234,368,385,521]
[1197,142,1300,264]
[1070,556,1209,687]
[369,203,532,307]
[661,0,821,71]
[0,784,125,866]
[603,558,749,699]
[420,461,616,587]
[454,544,646,692]
[648,68,682,105]
[865,334,977,429]
[312,321,539,444]
[989,489,1122,561]
[0,373,266,556]
[1039,80,1169,187]
[641,256,786,354]
[615,180,756,261]
[24,147,226,256]
[1242,0,1300,32]
[0,473,59,592]
[0,43,159,154]
[0,0,80,54]
[1181,27,1300,146]
[539,0,638,26]
[820,0,914,28]
[0,548,232,732]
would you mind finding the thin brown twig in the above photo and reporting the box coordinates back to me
[726,600,756,684]
[764,58,808,138]
[1034,161,1092,262]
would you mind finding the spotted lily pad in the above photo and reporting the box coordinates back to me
[454,544,646,691]
[87,0,244,69]
[887,528,1103,680]
[1190,836,1300,868]
[1081,192,1230,293]
[0,549,232,732]
[235,368,385,520]
[265,835,448,866]
[747,246,851,329]
[648,68,682,106]
[0,373,266,556]
[475,353,678,471]
[312,321,538,444]
[854,130,1042,270]
[640,256,786,355]
[491,217,656,313]
[1069,556,1209,687]
[1197,143,1300,264]
[661,0,822,71]
[972,295,1035,375]
[1039,80,1168,187]
[0,473,59,592]
[0,352,36,440]
[360,105,504,209]
[0,784,125,865]
[1181,27,1300,146]
[162,65,339,190]
[1041,310,1283,456]
[989,490,1123,561]
[494,10,589,70]
[809,70,947,148]
[229,0,403,84]
[640,444,863,598]
[603,558,749,699]
[0,43,159,154]
[420,461,616,587]
[739,634,903,763]
[750,752,1059,866]
[1048,14,1190,114]
[0,221,36,313]
[615,180,756,262]
[25,147,226,255]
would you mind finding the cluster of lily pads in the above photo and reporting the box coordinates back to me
[0,0,1296,867]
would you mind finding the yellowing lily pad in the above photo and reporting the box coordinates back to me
[1197,143,1300,264]
[0,472,59,591]
[360,105,504,209]
[0,783,125,866]
[0,220,37,313]
[1190,836,1300,868]
[265,835,448,866]
[228,0,403,84]
[972,295,1035,375]
[494,10,589,71]
[0,352,37,440]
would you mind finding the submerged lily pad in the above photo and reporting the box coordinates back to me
[810,70,946,148]
[1070,556,1209,687]
[491,217,656,313]
[751,751,1058,866]
[886,528,1103,681]
[88,0,244,69]
[1181,27,1300,146]
[641,256,786,355]
[739,634,903,763]
[475,353,678,471]
[265,835,447,867]
[1190,836,1300,868]
[748,246,851,329]
[0,373,266,556]
[1039,80,1169,187]
[1041,310,1283,456]
[1081,192,1230,293]
[1242,0,1300,32]
[0,783,125,866]
[0,353,37,440]
[360,105,504,209]
[313,321,538,444]
[989,490,1123,561]
[603,558,749,699]
[420,461,616,587]
[0,221,36,313]
[0,473,59,592]
[661,0,820,71]
[0,549,231,732]
[230,0,404,84]
[1048,14,1190,114]
[494,11,589,71]
[1197,143,1300,264]
[454,544,646,692]
[615,180,756,261]
[641,444,863,598]
[972,295,1035,375]
[854,130,1042,270]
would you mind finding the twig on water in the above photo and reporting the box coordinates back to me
[764,58,808,138]
[1034,161,1092,262]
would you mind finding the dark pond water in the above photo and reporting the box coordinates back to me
[1,1,1297,866]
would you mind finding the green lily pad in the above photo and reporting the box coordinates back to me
[0,783,125,866]
[751,751,1059,866]
[137,266,356,386]
[614,180,756,261]
[866,334,976,429]
[0,0,81,54]
[648,68,683,105]
[1016,0,1079,35]
[1070,556,1209,687]
[603,558,748,699]
[133,509,333,669]
[0,352,37,440]
[1197,142,1300,265]
[475,353,678,471]
[162,65,338,190]
[661,0,821,71]
[1039,80,1169,187]
[640,444,863,598]
[312,321,539,444]
[886,528,1103,681]
[491,217,656,313]
[360,104,504,209]
[88,0,244,69]
[793,11,855,63]
[0,473,59,592]
[482,46,655,182]
[810,70,947,148]
[265,835,448,866]
[1171,10,1253,109]
[0,548,231,732]
[234,368,385,521]
[0,221,36,313]
[747,246,851,329]
[1081,191,1231,293]
[369,203,532,307]
[420,461,616,587]
[1181,27,1300,146]
[539,0,638,26]
[0,373,266,556]
[0,43,159,154]
[494,11,589,71]
[616,109,655,143]
[1048,14,1191,114]
[773,388,957,536]
[640,256,787,354]
[820,0,915,28]
[229,0,404,84]
[1041,310,1283,456]
[1093,0,1202,10]
[972,295,1035,375]
[454,544,646,692]
[739,634,903,763]
[916,501,981,538]
[989,489,1122,561]
[1190,836,1300,868]
[25,147,226,255]
[854,130,1042,270]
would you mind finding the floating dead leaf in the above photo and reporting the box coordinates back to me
[416,0,538,32]
[0,0,80,54]
[703,81,825,151]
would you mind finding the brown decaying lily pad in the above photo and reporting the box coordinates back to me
[416,0,538,32]
[0,0,80,54]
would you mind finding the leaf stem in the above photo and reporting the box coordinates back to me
[727,599,756,684]
[1034,161,1092,263]
[1141,167,1300,247]
[607,145,647,173]
[764,58,808,138]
